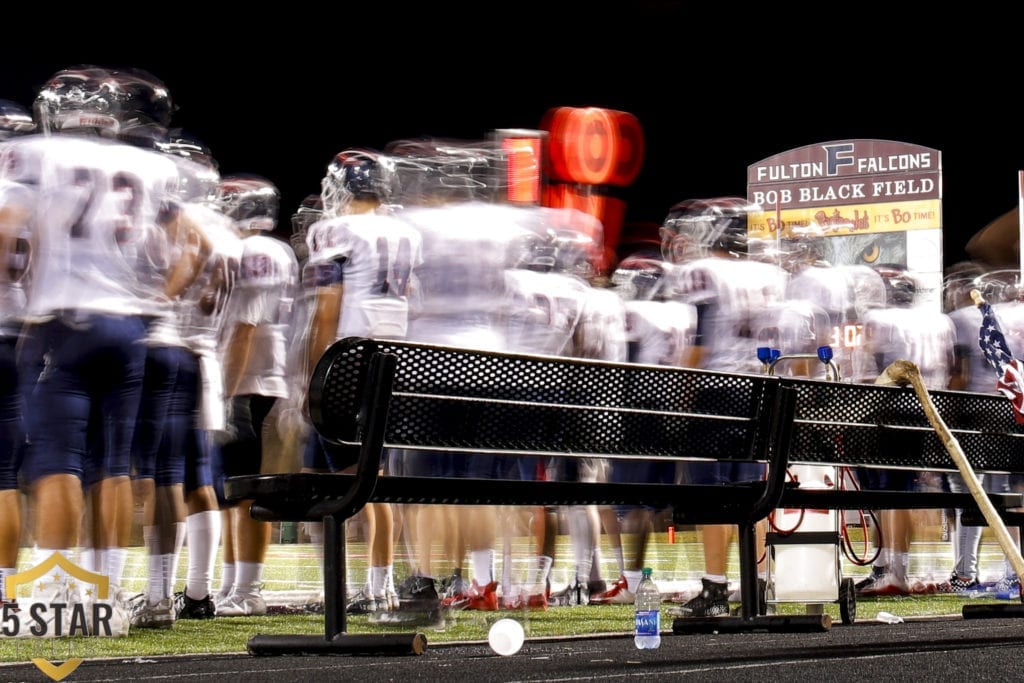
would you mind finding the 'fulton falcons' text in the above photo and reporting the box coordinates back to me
[754,152,935,181]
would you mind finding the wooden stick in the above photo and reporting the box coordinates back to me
[877,358,1024,582]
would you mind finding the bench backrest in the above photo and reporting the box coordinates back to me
[779,376,1024,474]
[309,337,783,464]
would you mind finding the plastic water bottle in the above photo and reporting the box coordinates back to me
[633,567,661,650]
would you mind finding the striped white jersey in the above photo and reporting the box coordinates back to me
[305,210,423,340]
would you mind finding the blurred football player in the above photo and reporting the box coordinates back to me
[129,132,241,627]
[8,67,182,620]
[856,264,956,596]
[587,248,695,605]
[214,175,300,617]
[383,140,526,622]
[0,100,35,602]
[498,210,595,609]
[301,149,422,618]
[660,197,787,617]
[940,266,1023,598]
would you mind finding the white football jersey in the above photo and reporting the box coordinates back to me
[785,264,883,382]
[2,135,180,318]
[671,257,788,373]
[503,268,590,357]
[401,201,531,351]
[305,210,423,339]
[223,233,299,398]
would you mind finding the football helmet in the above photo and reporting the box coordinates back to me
[611,249,671,301]
[320,149,391,217]
[972,268,1022,305]
[660,196,757,264]
[0,99,35,140]
[216,174,279,232]
[385,137,499,205]
[157,128,220,202]
[33,65,173,143]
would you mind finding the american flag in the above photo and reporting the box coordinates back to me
[978,300,1024,423]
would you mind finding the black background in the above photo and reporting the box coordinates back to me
[3,8,1021,271]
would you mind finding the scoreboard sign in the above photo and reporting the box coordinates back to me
[747,139,943,308]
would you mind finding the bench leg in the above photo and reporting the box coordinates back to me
[246,513,427,656]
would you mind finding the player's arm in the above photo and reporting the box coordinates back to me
[304,258,345,381]
[161,203,213,299]
[222,320,257,399]
[682,302,709,369]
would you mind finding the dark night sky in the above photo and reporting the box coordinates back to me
[4,9,1022,271]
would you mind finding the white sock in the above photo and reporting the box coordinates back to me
[569,507,594,584]
[590,548,604,583]
[167,522,186,598]
[219,563,235,599]
[0,567,14,599]
[79,548,96,574]
[893,551,910,580]
[105,547,127,588]
[144,526,162,602]
[624,569,642,593]
[234,561,263,597]
[614,546,625,578]
[186,511,221,600]
[471,549,494,585]
[370,566,388,597]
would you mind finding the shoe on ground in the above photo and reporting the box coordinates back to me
[466,580,499,611]
[854,566,886,593]
[589,576,635,605]
[939,572,981,595]
[346,588,378,614]
[216,591,267,617]
[677,578,729,617]
[857,572,910,597]
[550,581,590,606]
[371,603,444,628]
[130,596,176,630]
[175,592,217,619]
[440,573,470,601]
[993,575,1021,600]
[396,575,440,610]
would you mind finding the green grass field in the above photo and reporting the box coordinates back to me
[0,523,1017,663]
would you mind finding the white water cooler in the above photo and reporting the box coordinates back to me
[767,465,842,604]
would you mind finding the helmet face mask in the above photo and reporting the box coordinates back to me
[217,175,280,232]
